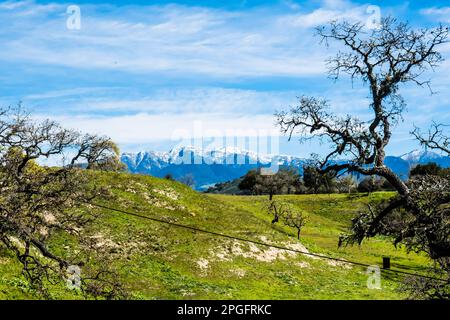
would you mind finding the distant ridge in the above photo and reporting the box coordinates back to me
[121,146,450,190]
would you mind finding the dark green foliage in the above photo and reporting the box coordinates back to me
[410,162,449,177]
[164,173,174,181]
[206,177,246,195]
[238,169,258,191]
[238,167,302,199]
[357,177,394,193]
[357,177,381,193]
[303,166,337,194]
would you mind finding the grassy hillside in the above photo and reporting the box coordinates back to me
[0,171,430,299]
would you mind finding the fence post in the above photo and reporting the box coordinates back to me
[382,257,390,269]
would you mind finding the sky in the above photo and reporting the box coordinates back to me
[1,0,450,157]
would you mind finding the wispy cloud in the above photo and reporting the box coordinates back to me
[0,0,381,78]
[283,0,371,28]
[39,112,278,144]
[22,87,297,115]
[282,0,301,11]
[420,7,450,23]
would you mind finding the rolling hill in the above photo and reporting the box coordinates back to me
[0,171,431,299]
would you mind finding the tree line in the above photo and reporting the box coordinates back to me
[236,166,398,197]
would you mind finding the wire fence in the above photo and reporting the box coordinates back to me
[87,201,447,283]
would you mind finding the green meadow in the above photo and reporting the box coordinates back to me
[0,171,430,299]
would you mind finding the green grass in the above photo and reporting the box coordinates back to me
[0,171,430,299]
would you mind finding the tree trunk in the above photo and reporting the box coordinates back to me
[377,167,409,196]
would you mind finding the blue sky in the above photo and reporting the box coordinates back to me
[1,0,450,157]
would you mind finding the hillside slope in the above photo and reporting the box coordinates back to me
[0,172,430,299]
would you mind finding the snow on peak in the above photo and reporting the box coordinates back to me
[121,145,312,168]
[401,150,440,163]
[164,145,277,164]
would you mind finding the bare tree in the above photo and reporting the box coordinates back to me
[266,200,307,239]
[276,18,450,298]
[412,122,450,155]
[283,209,307,240]
[336,175,357,194]
[0,106,126,298]
[277,18,448,195]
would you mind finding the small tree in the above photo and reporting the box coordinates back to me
[164,173,174,180]
[302,166,322,194]
[283,209,307,240]
[266,200,307,239]
[336,175,357,193]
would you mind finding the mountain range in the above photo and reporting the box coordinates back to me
[121,146,450,190]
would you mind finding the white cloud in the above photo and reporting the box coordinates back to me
[38,112,278,144]
[0,1,369,77]
[421,7,450,14]
[0,0,30,10]
[421,7,450,22]
[22,87,297,115]
[282,0,301,11]
[0,0,409,79]
[284,0,373,28]
[21,84,376,118]
[24,87,115,100]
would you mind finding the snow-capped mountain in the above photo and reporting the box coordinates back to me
[401,150,450,168]
[121,147,450,190]
[121,146,307,190]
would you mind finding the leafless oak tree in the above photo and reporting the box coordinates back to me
[266,200,307,239]
[276,18,450,298]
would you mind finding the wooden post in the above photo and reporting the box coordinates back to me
[383,257,391,269]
